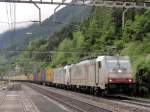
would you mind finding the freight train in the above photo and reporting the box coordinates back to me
[7,56,135,96]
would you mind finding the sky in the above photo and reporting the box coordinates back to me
[0,0,72,34]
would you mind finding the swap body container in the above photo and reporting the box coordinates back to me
[53,67,65,84]
[38,72,42,81]
[46,68,54,82]
[41,70,46,81]
[34,72,38,81]
[27,74,34,81]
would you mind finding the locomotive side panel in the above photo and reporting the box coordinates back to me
[96,56,108,89]
[85,61,96,86]
[70,64,87,86]
[64,65,71,85]
[70,60,96,86]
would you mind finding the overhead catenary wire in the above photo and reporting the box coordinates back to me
[9,3,11,28]
[13,2,16,32]
[5,3,10,27]
[0,20,40,24]
[9,3,13,29]
[4,2,16,31]
[10,2,16,32]
[0,49,103,55]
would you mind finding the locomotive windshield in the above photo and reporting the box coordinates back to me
[107,60,132,73]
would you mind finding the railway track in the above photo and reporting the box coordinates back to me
[26,83,112,112]
[108,95,150,108]
[27,82,150,112]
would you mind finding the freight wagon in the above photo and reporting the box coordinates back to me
[53,67,65,88]
[45,68,54,85]
[40,69,54,85]
[14,74,28,81]
[27,74,34,82]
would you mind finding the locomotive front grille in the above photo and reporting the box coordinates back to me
[108,78,134,84]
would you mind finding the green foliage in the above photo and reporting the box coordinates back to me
[0,55,7,75]
[72,31,84,50]
[121,9,150,96]
[123,10,150,42]
[81,7,116,53]
[51,31,85,67]
[135,55,150,97]
[51,38,72,67]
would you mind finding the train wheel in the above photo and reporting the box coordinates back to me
[94,87,100,96]
[101,90,108,97]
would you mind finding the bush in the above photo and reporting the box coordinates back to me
[136,55,150,97]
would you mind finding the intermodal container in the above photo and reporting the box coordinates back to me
[30,74,34,81]
[46,68,54,82]
[27,74,34,81]
[15,74,27,81]
[34,72,38,81]
[41,70,46,81]
[38,72,42,81]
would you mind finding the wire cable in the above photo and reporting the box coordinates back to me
[5,3,10,28]
[13,3,16,32]
[0,49,103,55]
[9,3,13,29]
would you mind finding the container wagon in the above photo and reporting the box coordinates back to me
[45,68,54,86]
[53,67,65,88]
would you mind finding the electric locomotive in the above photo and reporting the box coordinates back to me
[68,56,135,95]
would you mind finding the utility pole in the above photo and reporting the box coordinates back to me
[53,0,66,23]
[33,2,41,24]
[122,8,129,29]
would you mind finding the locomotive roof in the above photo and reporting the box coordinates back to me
[96,56,130,61]
[78,59,96,65]
[64,65,72,69]
[96,56,105,61]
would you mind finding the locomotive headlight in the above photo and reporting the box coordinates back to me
[109,79,112,82]
[118,69,122,73]
[128,79,132,82]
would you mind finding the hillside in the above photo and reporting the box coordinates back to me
[0,5,91,50]
[0,5,91,75]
